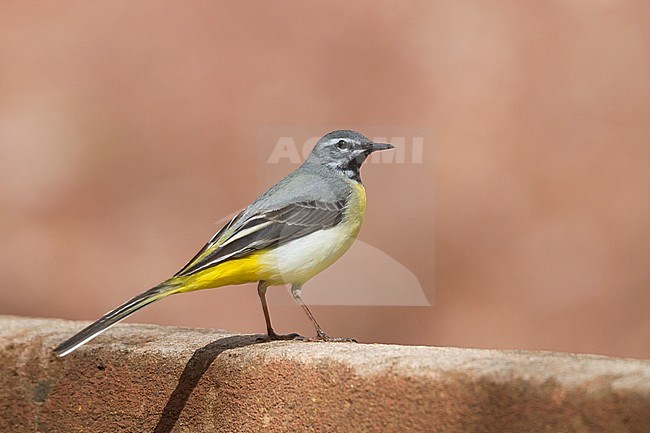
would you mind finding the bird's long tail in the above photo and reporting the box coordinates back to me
[53,282,180,357]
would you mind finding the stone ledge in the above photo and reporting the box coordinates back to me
[1,315,649,433]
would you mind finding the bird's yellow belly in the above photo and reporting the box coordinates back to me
[175,252,267,292]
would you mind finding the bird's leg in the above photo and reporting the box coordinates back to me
[257,281,301,341]
[257,281,274,335]
[290,283,356,343]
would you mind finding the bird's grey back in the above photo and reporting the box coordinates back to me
[243,129,372,218]
[245,162,350,217]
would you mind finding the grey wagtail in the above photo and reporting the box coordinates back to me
[53,130,394,357]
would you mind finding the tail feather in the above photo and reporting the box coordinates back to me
[53,283,178,357]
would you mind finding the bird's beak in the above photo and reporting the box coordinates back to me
[368,142,394,152]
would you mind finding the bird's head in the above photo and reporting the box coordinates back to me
[306,130,394,180]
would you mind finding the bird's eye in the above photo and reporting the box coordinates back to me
[336,140,352,151]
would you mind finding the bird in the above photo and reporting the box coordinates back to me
[53,130,394,357]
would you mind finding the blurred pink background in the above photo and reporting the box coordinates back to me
[1,2,648,358]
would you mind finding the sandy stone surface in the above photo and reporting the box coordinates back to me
[1,316,649,433]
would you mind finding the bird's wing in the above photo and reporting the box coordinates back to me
[174,199,346,277]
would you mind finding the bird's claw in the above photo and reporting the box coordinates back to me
[311,331,357,343]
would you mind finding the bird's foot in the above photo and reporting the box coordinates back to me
[256,331,303,342]
[310,330,357,343]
